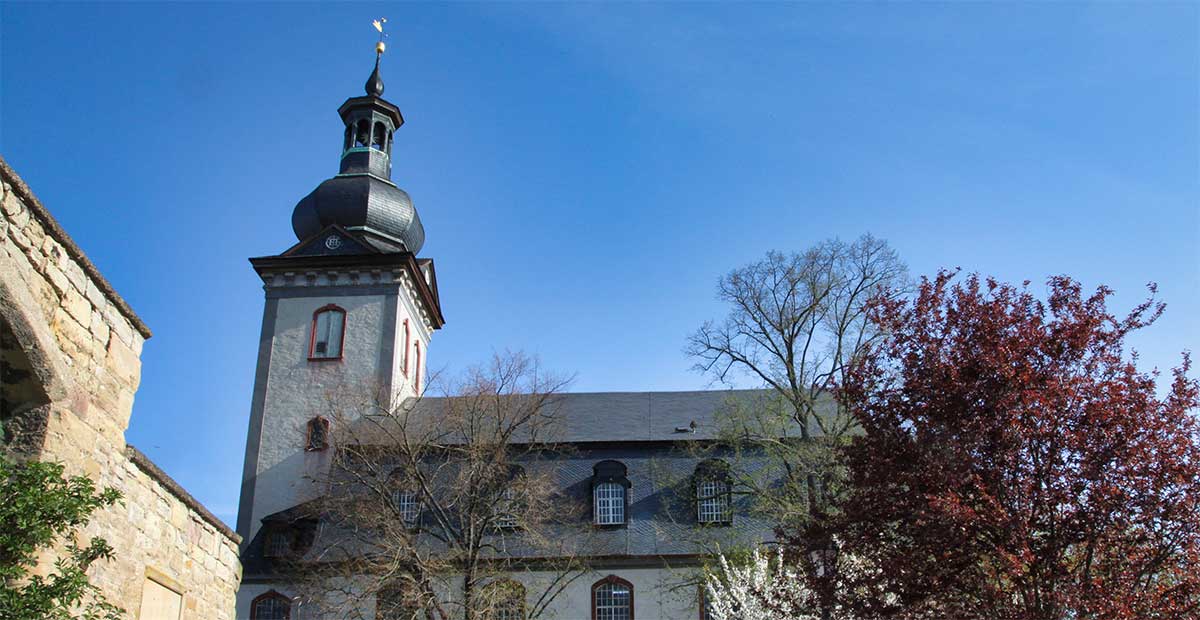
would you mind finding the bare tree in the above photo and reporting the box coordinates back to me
[685,234,908,533]
[284,352,589,620]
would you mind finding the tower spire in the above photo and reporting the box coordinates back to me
[365,18,387,97]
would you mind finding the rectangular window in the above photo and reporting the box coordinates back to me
[392,490,420,525]
[495,486,519,529]
[265,531,291,557]
[697,480,731,524]
[594,483,626,525]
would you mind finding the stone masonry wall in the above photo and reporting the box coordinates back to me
[0,155,241,619]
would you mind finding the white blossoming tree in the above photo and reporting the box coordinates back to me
[705,546,872,620]
[704,547,821,620]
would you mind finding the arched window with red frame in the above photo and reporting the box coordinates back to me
[592,576,633,620]
[250,591,291,620]
[413,343,421,392]
[402,319,411,376]
[309,305,346,360]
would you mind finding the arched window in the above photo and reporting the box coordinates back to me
[251,591,291,620]
[415,343,422,388]
[402,319,411,376]
[592,576,633,620]
[344,125,354,151]
[372,122,387,151]
[305,417,330,451]
[355,119,371,148]
[592,461,630,526]
[480,580,526,620]
[386,130,393,156]
[309,305,346,360]
[694,460,732,525]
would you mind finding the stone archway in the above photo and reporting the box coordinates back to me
[0,258,71,454]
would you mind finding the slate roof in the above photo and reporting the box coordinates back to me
[348,388,824,446]
[243,389,831,577]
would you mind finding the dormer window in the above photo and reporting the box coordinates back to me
[391,490,421,526]
[309,305,346,360]
[695,460,733,525]
[305,417,330,451]
[264,529,292,557]
[591,461,630,526]
[494,466,525,530]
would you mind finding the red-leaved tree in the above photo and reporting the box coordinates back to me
[836,271,1200,620]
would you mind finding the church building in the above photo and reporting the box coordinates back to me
[234,50,774,620]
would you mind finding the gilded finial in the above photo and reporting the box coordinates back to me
[365,18,388,97]
[373,18,387,55]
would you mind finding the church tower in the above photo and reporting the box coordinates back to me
[235,48,445,544]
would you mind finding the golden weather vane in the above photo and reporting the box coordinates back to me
[372,18,388,55]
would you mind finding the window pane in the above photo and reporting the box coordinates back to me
[594,583,631,620]
[392,490,420,525]
[313,312,330,355]
[495,486,518,529]
[325,311,344,357]
[697,480,730,523]
[265,532,291,557]
[254,597,290,620]
[594,482,625,525]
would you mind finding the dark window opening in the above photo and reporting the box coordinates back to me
[306,417,330,451]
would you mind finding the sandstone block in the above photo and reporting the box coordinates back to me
[106,338,141,384]
[63,287,92,325]
[2,190,25,220]
[85,279,105,307]
[63,259,87,291]
[45,263,71,294]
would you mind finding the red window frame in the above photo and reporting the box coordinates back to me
[305,416,331,452]
[413,343,421,392]
[250,591,291,620]
[402,319,411,376]
[308,304,347,361]
[591,575,634,620]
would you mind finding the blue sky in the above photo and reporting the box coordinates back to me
[2,3,1196,527]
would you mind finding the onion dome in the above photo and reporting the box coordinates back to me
[291,52,425,254]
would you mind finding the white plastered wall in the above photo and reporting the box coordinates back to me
[237,565,704,620]
[246,287,431,545]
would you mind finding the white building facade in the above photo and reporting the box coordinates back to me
[234,53,772,620]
